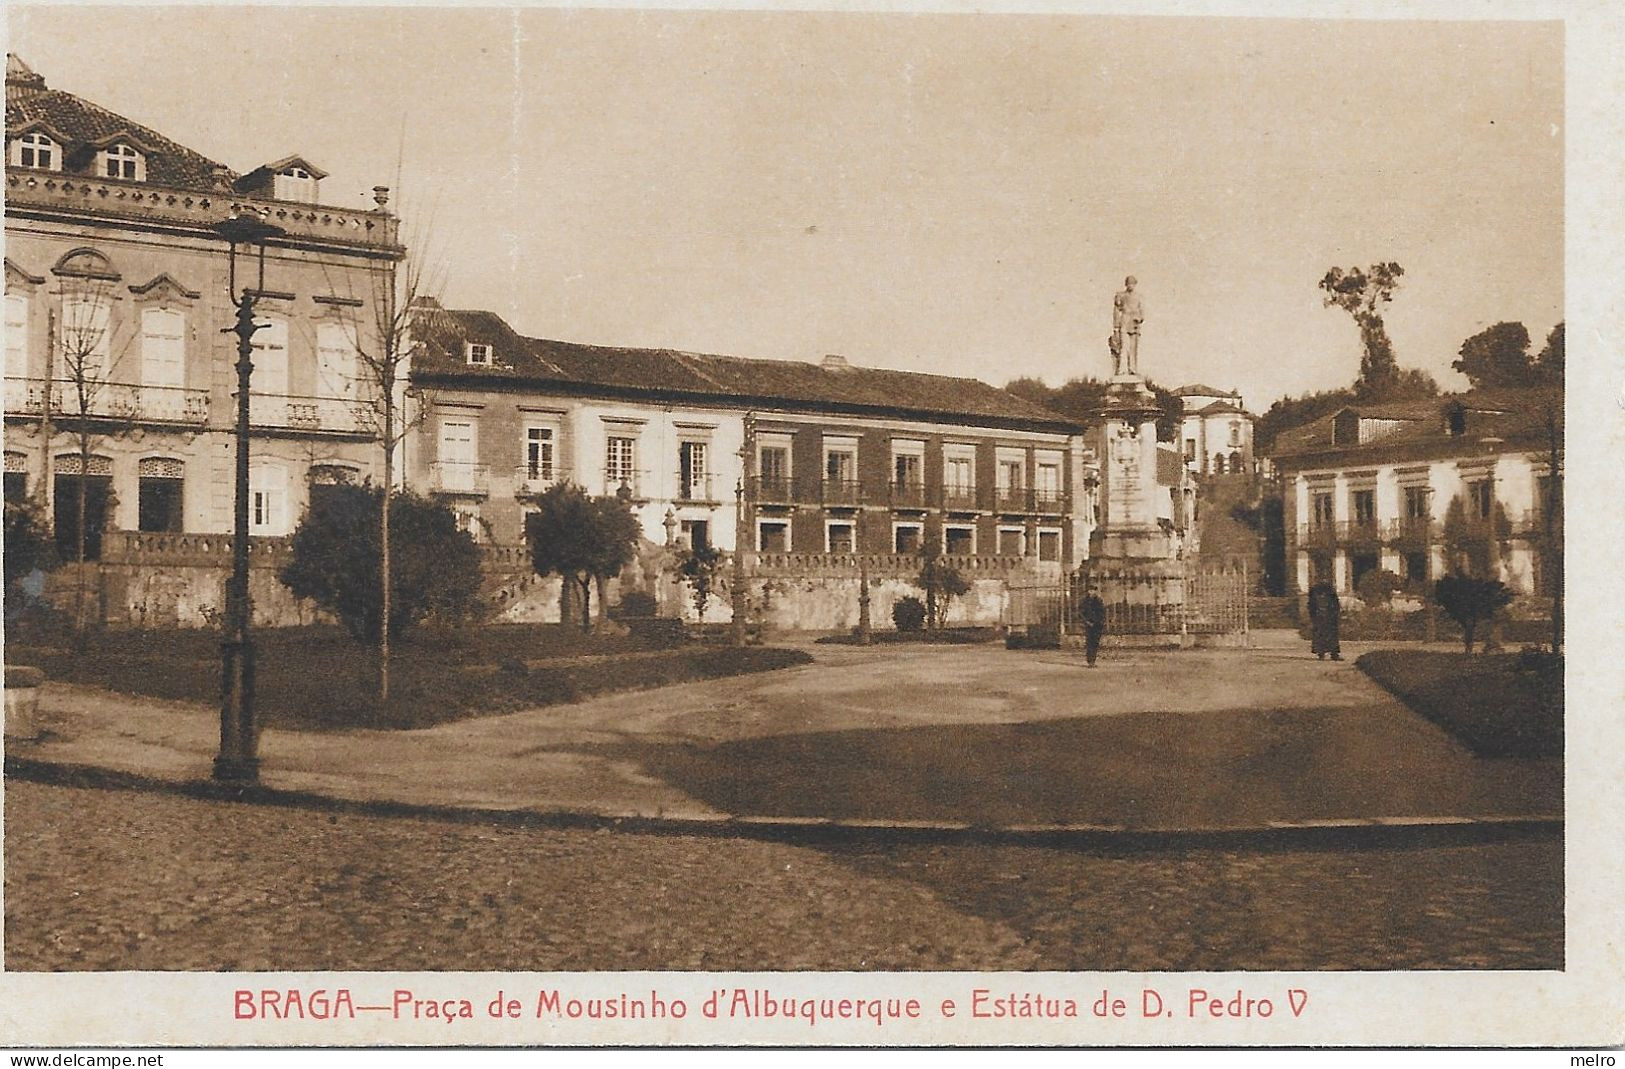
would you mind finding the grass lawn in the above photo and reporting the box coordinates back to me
[4,623,811,731]
[1357,650,1563,759]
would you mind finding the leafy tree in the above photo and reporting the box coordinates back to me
[1535,321,1564,384]
[525,483,641,632]
[1319,262,1405,396]
[279,484,482,645]
[4,498,59,611]
[916,541,971,631]
[1003,375,1182,442]
[677,542,725,624]
[1433,574,1513,654]
[1452,321,1536,389]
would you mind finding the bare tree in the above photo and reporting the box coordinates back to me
[319,197,445,708]
[52,271,137,642]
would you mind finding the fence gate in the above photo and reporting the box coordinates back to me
[1005,564,1250,639]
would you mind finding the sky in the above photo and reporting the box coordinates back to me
[6,6,1563,412]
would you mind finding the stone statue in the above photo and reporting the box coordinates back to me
[1110,275,1145,377]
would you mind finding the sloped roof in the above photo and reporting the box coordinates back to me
[1271,388,1559,466]
[1174,383,1240,398]
[413,307,1078,431]
[1194,400,1253,417]
[6,55,233,191]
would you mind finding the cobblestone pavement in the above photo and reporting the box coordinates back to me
[4,782,1561,972]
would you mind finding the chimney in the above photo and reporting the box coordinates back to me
[820,353,851,370]
[5,54,47,102]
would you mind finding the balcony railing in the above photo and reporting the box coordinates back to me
[246,393,373,434]
[752,475,793,503]
[603,470,646,499]
[429,461,489,496]
[996,487,1032,513]
[5,376,208,425]
[1344,516,1381,545]
[889,481,927,509]
[513,464,556,496]
[820,478,864,506]
[1032,488,1067,514]
[940,485,980,511]
[1382,517,1434,544]
[1296,522,1339,549]
[677,472,718,503]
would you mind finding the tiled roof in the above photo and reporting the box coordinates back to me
[1174,383,1240,398]
[412,307,1078,431]
[1193,400,1253,417]
[6,57,233,191]
[1270,388,1560,466]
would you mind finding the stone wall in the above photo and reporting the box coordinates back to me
[58,535,1054,634]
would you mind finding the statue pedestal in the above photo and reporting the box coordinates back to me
[1091,375,1174,562]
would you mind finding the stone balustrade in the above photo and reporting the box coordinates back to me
[5,377,209,425]
[6,172,401,252]
[101,530,293,565]
[750,551,1043,579]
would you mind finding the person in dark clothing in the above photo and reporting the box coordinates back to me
[1306,581,1342,660]
[1079,586,1107,667]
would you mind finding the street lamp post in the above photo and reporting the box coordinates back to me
[211,212,286,785]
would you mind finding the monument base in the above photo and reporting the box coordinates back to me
[1092,526,1178,562]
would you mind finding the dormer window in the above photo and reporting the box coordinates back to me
[11,132,59,170]
[465,342,492,367]
[102,142,143,180]
[273,166,318,202]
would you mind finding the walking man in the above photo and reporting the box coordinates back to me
[1080,584,1107,667]
[1307,580,1342,661]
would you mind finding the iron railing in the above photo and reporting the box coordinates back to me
[429,461,490,495]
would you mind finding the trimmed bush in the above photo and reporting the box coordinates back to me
[892,595,926,632]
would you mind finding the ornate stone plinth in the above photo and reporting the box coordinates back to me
[1091,375,1177,562]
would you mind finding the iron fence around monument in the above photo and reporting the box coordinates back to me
[1005,565,1250,637]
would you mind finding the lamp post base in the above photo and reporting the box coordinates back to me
[211,755,261,785]
[216,636,259,785]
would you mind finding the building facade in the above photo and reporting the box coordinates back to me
[407,306,1097,568]
[1271,390,1560,598]
[3,55,402,559]
[1175,383,1255,476]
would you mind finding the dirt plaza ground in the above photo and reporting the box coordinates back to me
[3,638,1563,970]
[11,639,1561,828]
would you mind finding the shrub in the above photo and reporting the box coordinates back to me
[615,592,658,618]
[892,595,927,632]
[677,543,725,623]
[1433,573,1514,654]
[279,485,483,644]
[916,542,971,631]
[1355,568,1403,607]
[3,498,58,616]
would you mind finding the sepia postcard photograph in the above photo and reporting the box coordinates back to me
[1,0,1620,1051]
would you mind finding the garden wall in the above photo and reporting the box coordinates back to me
[58,536,1056,634]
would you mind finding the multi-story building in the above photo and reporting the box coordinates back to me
[407,305,1096,567]
[1271,389,1561,597]
[3,55,401,558]
[1175,383,1255,476]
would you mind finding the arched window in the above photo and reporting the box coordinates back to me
[12,132,59,170]
[103,143,144,181]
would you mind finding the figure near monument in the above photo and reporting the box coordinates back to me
[1109,275,1145,378]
